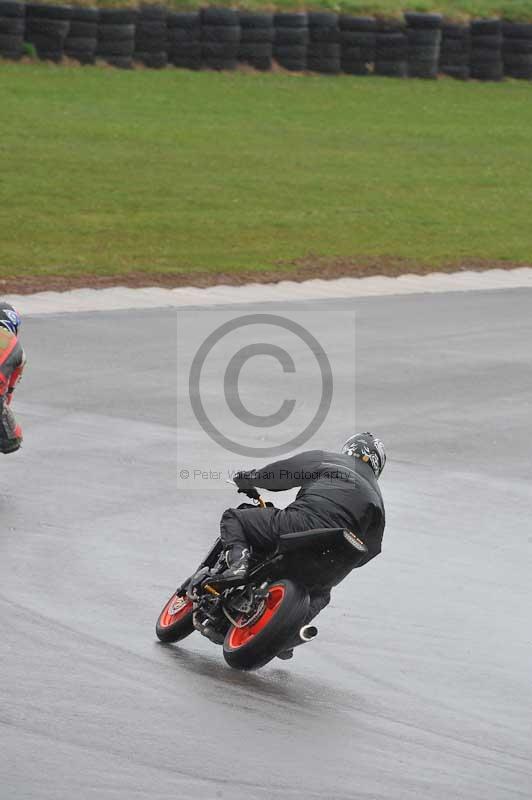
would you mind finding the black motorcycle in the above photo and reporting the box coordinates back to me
[156,488,368,671]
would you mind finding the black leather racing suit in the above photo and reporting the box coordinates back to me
[221,450,386,622]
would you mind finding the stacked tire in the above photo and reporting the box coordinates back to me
[167,12,200,70]
[64,6,98,65]
[339,16,376,76]
[25,3,72,62]
[375,19,407,77]
[238,11,273,71]
[97,7,137,69]
[0,0,25,61]
[405,12,441,78]
[134,4,167,68]
[273,12,307,72]
[502,21,532,80]
[201,7,239,71]
[470,18,503,81]
[307,12,340,75]
[439,22,470,79]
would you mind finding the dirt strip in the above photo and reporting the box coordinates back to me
[0,258,528,295]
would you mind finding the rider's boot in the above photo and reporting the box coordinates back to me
[213,544,251,585]
[276,648,294,660]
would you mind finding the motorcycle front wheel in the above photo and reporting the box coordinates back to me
[156,592,195,643]
[223,579,309,671]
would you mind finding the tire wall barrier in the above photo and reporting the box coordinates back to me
[502,21,532,79]
[375,17,407,78]
[440,21,470,80]
[339,16,375,76]
[201,6,239,71]
[273,12,307,71]
[25,2,72,63]
[470,18,502,81]
[97,7,137,69]
[239,11,273,71]
[167,11,200,70]
[135,4,168,69]
[0,0,25,59]
[65,6,98,65]
[406,12,441,79]
[307,12,340,75]
[1,2,531,80]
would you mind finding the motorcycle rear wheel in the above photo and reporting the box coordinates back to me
[223,579,309,670]
[156,592,195,643]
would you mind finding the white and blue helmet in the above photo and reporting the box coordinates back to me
[0,302,21,336]
[342,432,386,479]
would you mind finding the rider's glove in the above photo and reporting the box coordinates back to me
[233,470,258,498]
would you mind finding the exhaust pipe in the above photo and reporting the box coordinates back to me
[277,625,318,660]
[299,624,318,643]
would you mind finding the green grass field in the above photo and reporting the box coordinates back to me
[1,61,531,282]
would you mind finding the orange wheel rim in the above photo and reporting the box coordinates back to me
[228,584,285,649]
[159,594,193,628]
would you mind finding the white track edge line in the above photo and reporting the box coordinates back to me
[4,268,532,315]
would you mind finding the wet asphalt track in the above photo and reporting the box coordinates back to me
[1,289,531,800]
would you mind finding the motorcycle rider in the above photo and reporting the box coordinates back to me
[214,432,386,656]
[0,302,25,454]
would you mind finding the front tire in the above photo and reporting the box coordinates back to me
[223,579,309,671]
[156,592,195,643]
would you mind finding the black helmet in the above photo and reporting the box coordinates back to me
[341,432,386,479]
[0,302,21,336]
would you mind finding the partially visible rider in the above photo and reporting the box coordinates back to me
[215,432,387,656]
[0,302,25,455]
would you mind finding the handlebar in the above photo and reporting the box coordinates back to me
[226,479,266,508]
[241,485,266,507]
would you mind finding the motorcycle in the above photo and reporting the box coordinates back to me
[155,487,368,671]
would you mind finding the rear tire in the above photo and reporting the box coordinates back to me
[156,592,195,643]
[223,579,309,671]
